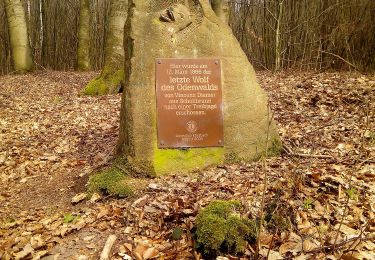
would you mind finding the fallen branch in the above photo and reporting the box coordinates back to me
[282,143,333,159]
[0,93,11,97]
[100,234,117,260]
[306,235,373,254]
[255,106,274,258]
[291,152,333,159]
[319,50,357,70]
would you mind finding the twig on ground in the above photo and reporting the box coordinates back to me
[100,234,117,260]
[282,142,333,159]
[255,105,274,258]
[307,234,373,254]
[305,123,335,134]
[333,188,351,251]
[0,92,11,97]
[346,222,369,257]
[266,228,278,259]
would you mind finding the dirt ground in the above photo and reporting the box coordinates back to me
[0,70,374,259]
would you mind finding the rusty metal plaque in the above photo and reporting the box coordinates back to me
[155,58,224,148]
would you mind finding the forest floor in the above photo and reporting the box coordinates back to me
[0,70,374,260]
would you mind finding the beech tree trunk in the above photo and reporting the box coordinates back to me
[77,0,91,71]
[82,0,127,95]
[4,0,34,72]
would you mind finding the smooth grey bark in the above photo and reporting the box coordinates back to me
[77,0,91,71]
[4,0,34,72]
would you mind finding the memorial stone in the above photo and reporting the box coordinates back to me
[117,0,280,176]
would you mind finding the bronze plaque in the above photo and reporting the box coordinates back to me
[155,58,224,148]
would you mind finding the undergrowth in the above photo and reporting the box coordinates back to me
[194,200,257,257]
[87,167,133,197]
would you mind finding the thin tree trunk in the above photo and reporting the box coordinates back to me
[77,0,91,71]
[4,0,34,72]
[274,0,284,72]
[82,0,127,95]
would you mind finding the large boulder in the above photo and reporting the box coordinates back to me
[117,0,280,176]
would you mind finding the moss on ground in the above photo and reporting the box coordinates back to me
[82,69,124,95]
[87,167,133,197]
[195,200,257,256]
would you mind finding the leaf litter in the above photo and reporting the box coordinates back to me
[0,70,374,259]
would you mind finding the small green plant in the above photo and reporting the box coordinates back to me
[88,167,133,197]
[225,152,241,164]
[1,218,18,229]
[364,131,375,144]
[264,200,291,233]
[171,227,184,240]
[267,137,282,157]
[63,213,80,223]
[266,213,290,232]
[317,223,328,235]
[303,198,313,209]
[194,200,257,257]
[346,188,358,200]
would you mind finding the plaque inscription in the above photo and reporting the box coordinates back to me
[155,58,224,148]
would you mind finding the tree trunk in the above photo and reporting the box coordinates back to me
[82,0,127,95]
[77,0,91,71]
[274,0,284,72]
[4,0,34,72]
[211,0,229,24]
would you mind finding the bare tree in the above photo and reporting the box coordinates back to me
[83,0,128,95]
[274,0,284,72]
[0,0,374,74]
[4,0,34,72]
[77,0,91,71]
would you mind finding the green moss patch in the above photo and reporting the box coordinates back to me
[194,200,257,257]
[153,147,224,175]
[82,69,124,95]
[87,167,134,197]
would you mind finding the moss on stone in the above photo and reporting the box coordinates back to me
[87,167,133,197]
[153,146,224,175]
[82,69,124,95]
[195,200,257,256]
[123,157,156,178]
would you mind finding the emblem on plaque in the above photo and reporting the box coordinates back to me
[186,120,198,133]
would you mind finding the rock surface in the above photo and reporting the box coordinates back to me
[117,0,280,175]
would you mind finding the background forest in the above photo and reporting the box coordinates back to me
[1,0,374,259]
[1,0,374,75]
